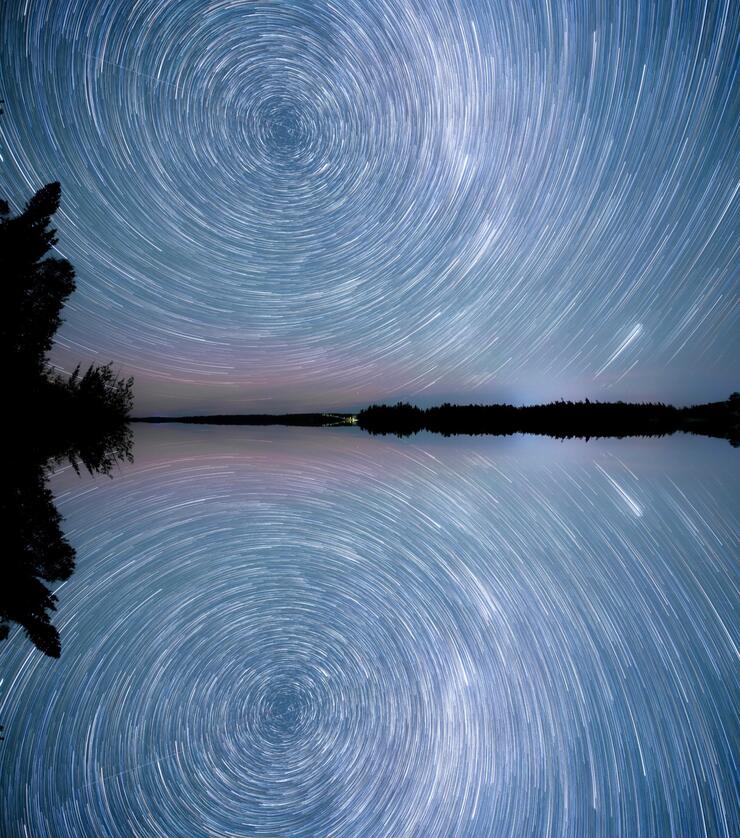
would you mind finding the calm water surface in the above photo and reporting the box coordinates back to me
[1,427,737,837]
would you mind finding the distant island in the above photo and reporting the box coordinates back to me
[356,397,739,444]
[133,395,739,445]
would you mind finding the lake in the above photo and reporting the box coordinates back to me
[1,426,737,836]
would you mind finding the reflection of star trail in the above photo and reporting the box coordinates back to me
[0,428,736,836]
[594,462,643,516]
[0,1,737,411]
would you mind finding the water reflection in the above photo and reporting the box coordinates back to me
[0,427,736,836]
[1,426,132,657]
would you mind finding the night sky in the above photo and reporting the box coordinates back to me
[1,0,737,413]
[2,5,739,834]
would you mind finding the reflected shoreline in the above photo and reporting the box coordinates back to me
[2,421,133,657]
[131,395,739,445]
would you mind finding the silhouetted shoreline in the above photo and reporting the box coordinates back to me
[357,397,739,444]
[130,396,738,444]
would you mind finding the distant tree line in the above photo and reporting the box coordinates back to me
[357,397,739,444]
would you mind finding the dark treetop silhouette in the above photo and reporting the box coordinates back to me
[356,398,740,445]
[1,183,133,656]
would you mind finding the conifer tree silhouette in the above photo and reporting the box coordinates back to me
[1,182,76,381]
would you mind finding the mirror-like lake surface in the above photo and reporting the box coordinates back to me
[1,427,737,837]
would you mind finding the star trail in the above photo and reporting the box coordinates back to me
[1,2,738,836]
[0,429,737,835]
[0,0,737,412]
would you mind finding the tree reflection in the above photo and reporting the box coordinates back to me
[2,425,132,658]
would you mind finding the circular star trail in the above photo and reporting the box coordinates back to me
[0,0,737,410]
[0,430,737,836]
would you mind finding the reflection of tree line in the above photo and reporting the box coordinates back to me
[3,429,132,658]
[357,398,739,444]
[2,184,133,656]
